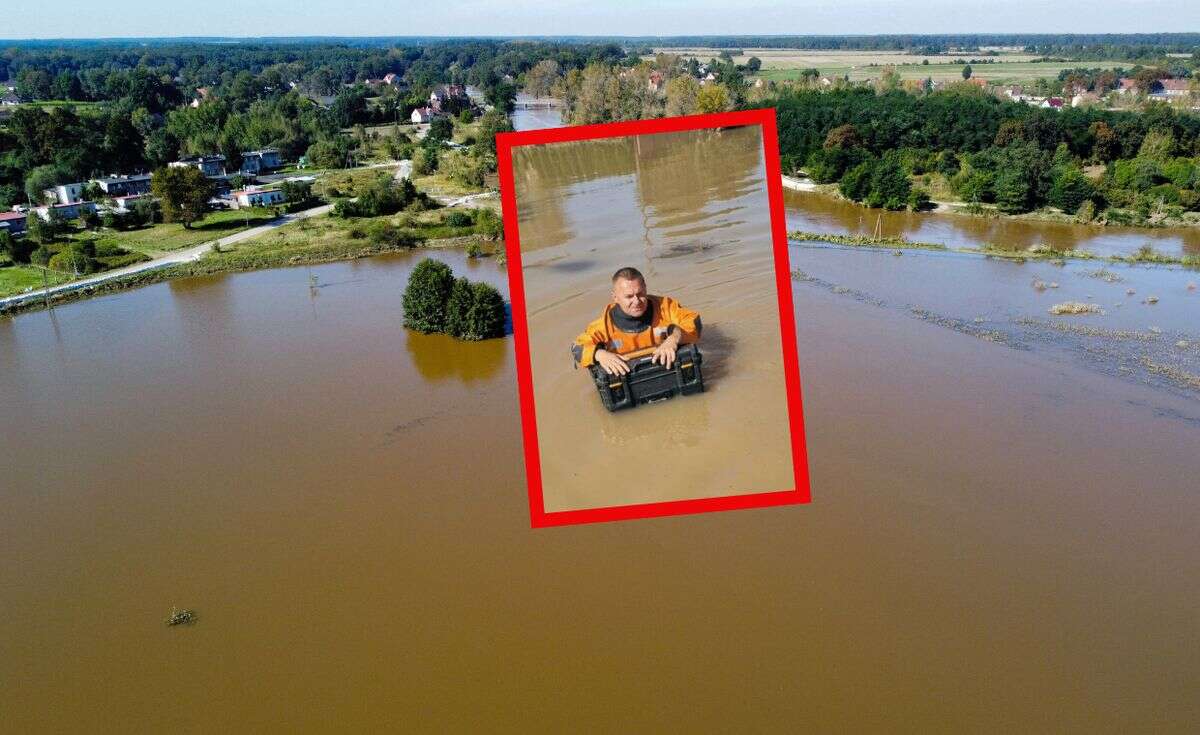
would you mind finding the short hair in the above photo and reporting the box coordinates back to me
[611,266,645,284]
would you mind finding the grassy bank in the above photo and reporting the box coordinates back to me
[2,208,503,317]
[0,263,74,297]
[71,208,280,257]
[789,229,1200,268]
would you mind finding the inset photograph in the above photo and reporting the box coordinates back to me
[499,111,809,525]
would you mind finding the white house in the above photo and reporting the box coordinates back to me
[411,106,434,124]
[41,182,84,205]
[35,201,97,221]
[231,187,285,209]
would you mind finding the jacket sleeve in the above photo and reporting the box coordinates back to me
[661,296,702,344]
[571,314,609,368]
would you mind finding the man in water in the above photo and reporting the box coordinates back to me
[572,266,702,375]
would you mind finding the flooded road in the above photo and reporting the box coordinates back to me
[0,103,1197,731]
[510,126,795,512]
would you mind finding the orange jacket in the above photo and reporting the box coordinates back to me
[571,295,701,368]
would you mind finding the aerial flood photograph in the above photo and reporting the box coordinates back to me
[2,1,1199,731]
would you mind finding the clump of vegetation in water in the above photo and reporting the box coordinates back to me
[403,258,505,340]
[166,607,197,626]
[1050,301,1104,315]
[403,259,455,332]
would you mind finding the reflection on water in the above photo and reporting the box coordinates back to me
[786,188,1200,258]
[512,126,795,512]
[406,330,508,382]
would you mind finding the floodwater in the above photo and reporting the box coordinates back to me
[0,105,1197,731]
[786,188,1200,259]
[510,126,795,512]
[512,94,564,132]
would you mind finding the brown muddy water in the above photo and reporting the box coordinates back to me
[786,188,1200,259]
[510,126,795,512]
[0,108,1197,731]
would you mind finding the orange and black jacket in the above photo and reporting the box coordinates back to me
[571,295,702,368]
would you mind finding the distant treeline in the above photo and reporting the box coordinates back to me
[0,40,626,100]
[602,34,1200,57]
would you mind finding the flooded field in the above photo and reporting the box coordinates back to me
[0,102,1197,731]
[510,126,795,512]
[786,188,1200,259]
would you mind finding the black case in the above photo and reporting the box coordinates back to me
[589,344,704,412]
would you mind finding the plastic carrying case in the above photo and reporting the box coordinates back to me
[589,344,704,412]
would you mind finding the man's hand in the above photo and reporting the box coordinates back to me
[595,348,630,376]
[651,333,681,369]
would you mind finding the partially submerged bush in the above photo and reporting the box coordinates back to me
[402,258,455,333]
[404,258,505,340]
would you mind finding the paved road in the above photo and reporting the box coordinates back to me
[0,203,333,311]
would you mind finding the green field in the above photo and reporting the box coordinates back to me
[756,60,1126,84]
[0,263,74,298]
[67,208,280,257]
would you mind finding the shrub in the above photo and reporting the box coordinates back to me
[445,210,474,228]
[444,277,474,338]
[465,241,482,258]
[412,146,439,176]
[474,208,503,239]
[907,188,932,211]
[2,233,35,264]
[1144,183,1182,206]
[1048,168,1096,213]
[366,221,424,248]
[402,258,455,332]
[446,280,506,340]
[839,161,874,201]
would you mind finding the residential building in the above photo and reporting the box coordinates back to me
[648,70,664,93]
[41,182,84,205]
[0,91,18,106]
[1072,92,1102,108]
[0,210,27,236]
[411,106,434,124]
[190,86,212,108]
[109,194,151,212]
[34,201,97,222]
[1116,78,1139,94]
[429,84,468,112]
[240,148,282,175]
[92,173,153,197]
[383,73,399,86]
[170,155,227,177]
[231,187,286,209]
[1151,79,1192,99]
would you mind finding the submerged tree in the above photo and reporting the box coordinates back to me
[404,258,505,340]
[402,258,455,333]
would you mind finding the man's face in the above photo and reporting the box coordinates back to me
[612,277,648,317]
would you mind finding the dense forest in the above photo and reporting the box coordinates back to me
[771,87,1200,220]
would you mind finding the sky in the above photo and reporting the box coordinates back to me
[4,0,1200,39]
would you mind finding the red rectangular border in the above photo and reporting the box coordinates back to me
[496,108,810,527]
